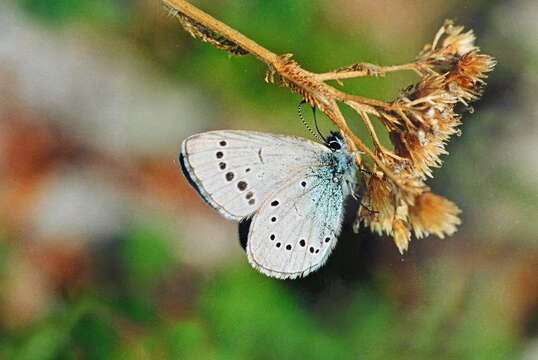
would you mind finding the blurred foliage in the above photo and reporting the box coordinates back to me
[0,256,521,359]
[1,0,535,359]
[16,0,410,139]
[19,0,125,25]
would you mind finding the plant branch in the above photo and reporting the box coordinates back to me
[163,0,496,251]
[315,62,421,81]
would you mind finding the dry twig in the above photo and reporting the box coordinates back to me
[162,0,496,253]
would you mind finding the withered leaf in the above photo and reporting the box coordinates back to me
[169,8,249,56]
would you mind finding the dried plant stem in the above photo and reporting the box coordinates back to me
[358,110,403,161]
[315,62,421,81]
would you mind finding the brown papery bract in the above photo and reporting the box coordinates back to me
[409,192,462,239]
[392,220,412,255]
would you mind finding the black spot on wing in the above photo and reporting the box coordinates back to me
[238,217,252,251]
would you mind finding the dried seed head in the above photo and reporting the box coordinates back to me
[383,22,495,181]
[409,192,462,239]
[354,21,493,252]
[447,52,497,100]
[359,175,395,235]
[422,20,478,59]
[441,24,477,56]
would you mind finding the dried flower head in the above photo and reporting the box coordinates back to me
[354,20,495,253]
[409,192,462,239]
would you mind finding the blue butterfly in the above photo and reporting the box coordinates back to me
[180,130,358,279]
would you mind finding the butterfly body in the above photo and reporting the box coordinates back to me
[180,130,358,279]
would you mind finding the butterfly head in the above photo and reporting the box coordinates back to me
[325,131,346,152]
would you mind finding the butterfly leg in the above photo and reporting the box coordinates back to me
[345,179,358,200]
[352,180,379,214]
[359,201,378,215]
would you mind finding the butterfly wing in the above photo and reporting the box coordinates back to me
[246,168,347,279]
[180,130,328,221]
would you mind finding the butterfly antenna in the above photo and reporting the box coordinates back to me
[298,100,325,143]
[311,106,327,143]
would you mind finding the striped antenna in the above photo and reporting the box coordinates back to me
[297,100,326,143]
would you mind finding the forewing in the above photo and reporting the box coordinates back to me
[246,169,346,279]
[180,130,328,221]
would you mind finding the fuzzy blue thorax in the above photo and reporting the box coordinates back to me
[320,133,358,197]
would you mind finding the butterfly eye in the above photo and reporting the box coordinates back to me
[328,141,341,151]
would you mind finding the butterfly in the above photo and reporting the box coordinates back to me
[179,130,358,279]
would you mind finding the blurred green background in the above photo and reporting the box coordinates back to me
[1,0,537,359]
